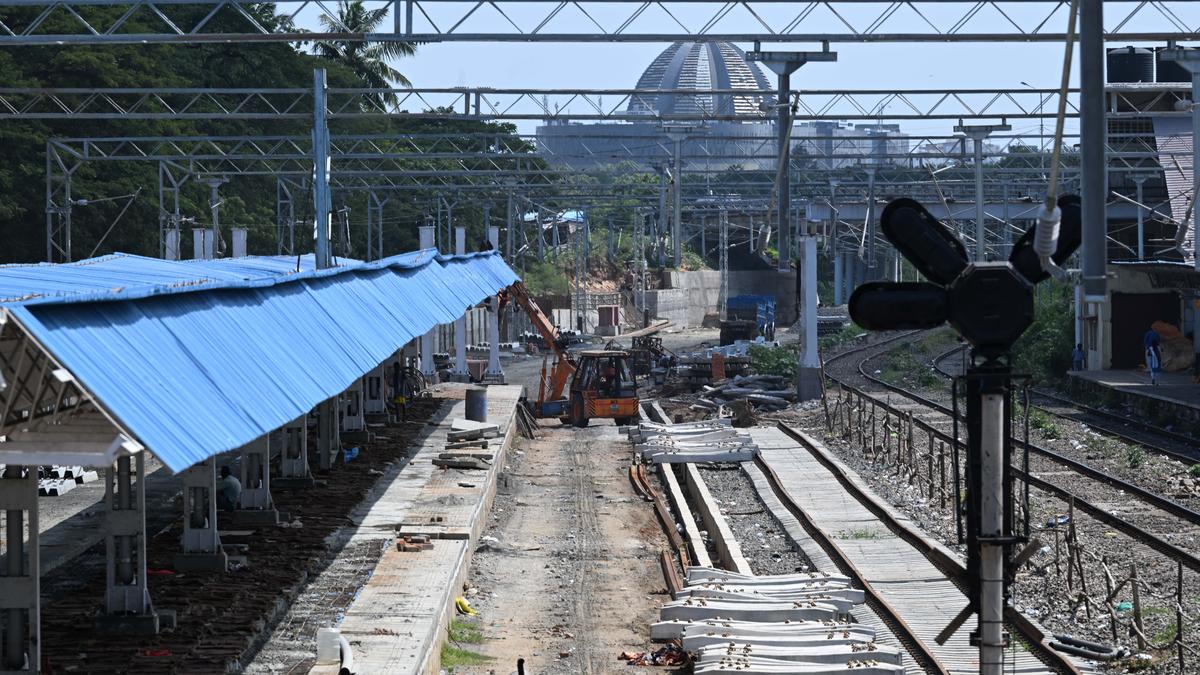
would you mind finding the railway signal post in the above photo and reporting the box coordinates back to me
[849,197,1081,675]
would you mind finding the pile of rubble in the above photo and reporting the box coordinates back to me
[695,374,796,412]
[627,419,758,464]
[651,567,900,674]
[432,419,499,470]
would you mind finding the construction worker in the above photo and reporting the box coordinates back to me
[217,466,242,511]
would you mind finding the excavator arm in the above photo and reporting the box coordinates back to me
[506,281,576,415]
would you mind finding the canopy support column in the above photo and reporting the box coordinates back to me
[175,458,227,573]
[485,225,505,384]
[451,227,471,382]
[316,398,340,471]
[276,416,313,488]
[418,225,438,381]
[363,365,387,416]
[235,436,278,526]
[97,454,175,634]
[0,466,38,674]
[341,382,365,437]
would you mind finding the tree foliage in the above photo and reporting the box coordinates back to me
[0,6,529,264]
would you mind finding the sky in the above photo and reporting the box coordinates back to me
[397,41,1085,137]
[292,2,1200,140]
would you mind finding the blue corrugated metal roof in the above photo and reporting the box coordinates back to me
[3,249,519,472]
[0,250,437,305]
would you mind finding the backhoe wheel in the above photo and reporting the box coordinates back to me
[571,394,588,428]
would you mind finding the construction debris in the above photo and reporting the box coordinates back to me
[697,374,796,412]
[618,644,688,666]
[626,420,758,464]
[448,418,500,441]
[650,567,900,674]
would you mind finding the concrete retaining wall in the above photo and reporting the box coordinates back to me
[641,270,797,328]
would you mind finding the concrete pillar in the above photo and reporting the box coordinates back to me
[278,416,311,481]
[164,229,180,261]
[97,454,170,634]
[1,466,38,671]
[796,236,821,401]
[317,397,339,470]
[363,365,386,415]
[419,225,437,377]
[850,253,860,301]
[486,226,505,382]
[175,458,227,572]
[341,383,365,433]
[833,252,844,306]
[231,228,247,257]
[453,227,470,380]
[192,228,213,260]
[235,435,277,526]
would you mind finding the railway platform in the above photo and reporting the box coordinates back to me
[1068,369,1200,425]
[251,384,523,674]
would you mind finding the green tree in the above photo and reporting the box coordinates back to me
[315,0,416,107]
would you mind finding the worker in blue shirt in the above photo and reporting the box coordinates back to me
[1143,326,1162,385]
[1071,343,1085,371]
[217,465,242,511]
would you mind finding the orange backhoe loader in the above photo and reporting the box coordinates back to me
[504,281,639,426]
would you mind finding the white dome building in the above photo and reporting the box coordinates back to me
[535,41,776,170]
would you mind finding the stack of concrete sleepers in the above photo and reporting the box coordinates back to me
[627,420,759,464]
[652,567,902,674]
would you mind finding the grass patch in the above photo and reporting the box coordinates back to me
[819,322,867,350]
[1153,623,1178,645]
[441,644,493,669]
[1028,408,1062,440]
[1189,464,1200,477]
[1127,444,1146,469]
[749,344,797,377]
[839,529,881,540]
[449,619,485,644]
[441,619,491,671]
[877,349,939,389]
[913,329,957,353]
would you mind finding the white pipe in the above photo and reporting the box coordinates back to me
[338,633,355,674]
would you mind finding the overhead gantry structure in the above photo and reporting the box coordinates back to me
[0,0,1196,44]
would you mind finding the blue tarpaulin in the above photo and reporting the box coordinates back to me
[0,249,519,472]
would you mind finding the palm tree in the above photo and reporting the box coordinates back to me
[316,0,416,108]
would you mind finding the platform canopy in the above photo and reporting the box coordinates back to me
[0,249,519,472]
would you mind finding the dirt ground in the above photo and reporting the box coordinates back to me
[454,418,670,675]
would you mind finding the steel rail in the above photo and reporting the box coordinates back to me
[768,424,1084,675]
[855,345,1200,529]
[751,451,953,675]
[930,343,1200,464]
[820,333,1200,575]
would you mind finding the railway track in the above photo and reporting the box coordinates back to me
[821,332,1200,576]
[750,424,1086,674]
[932,343,1200,465]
